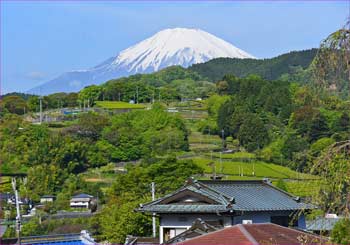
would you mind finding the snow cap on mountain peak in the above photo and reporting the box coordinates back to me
[108,27,255,73]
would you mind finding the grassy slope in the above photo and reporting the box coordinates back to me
[95,101,147,109]
[192,157,315,180]
[183,104,320,197]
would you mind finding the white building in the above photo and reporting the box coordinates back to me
[40,195,56,204]
[70,193,94,209]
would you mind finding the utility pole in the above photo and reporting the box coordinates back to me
[136,86,139,104]
[221,129,225,151]
[11,178,21,245]
[39,96,43,124]
[252,161,255,176]
[220,152,223,174]
[151,182,156,238]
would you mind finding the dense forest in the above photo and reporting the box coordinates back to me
[1,37,350,244]
[189,49,317,82]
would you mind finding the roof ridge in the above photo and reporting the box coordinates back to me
[175,225,243,244]
[267,223,328,240]
[139,186,189,207]
[199,180,263,184]
[195,180,233,201]
[237,224,259,245]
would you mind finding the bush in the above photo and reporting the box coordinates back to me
[331,218,350,245]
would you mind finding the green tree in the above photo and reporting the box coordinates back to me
[75,112,110,140]
[0,96,28,115]
[333,112,350,133]
[310,137,335,157]
[237,113,269,152]
[99,197,152,244]
[331,218,350,245]
[78,85,102,106]
[312,151,350,214]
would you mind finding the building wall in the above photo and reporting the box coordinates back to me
[298,214,306,229]
[160,214,229,227]
[233,211,306,229]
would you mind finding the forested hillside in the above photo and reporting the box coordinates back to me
[189,49,317,82]
[1,39,350,243]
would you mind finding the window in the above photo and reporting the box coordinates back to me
[163,228,187,242]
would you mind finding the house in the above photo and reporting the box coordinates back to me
[306,215,343,236]
[172,223,328,245]
[0,193,13,203]
[70,193,94,209]
[7,196,30,206]
[137,178,314,244]
[40,195,56,204]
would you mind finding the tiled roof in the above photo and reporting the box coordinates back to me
[306,217,342,231]
[41,195,56,198]
[140,204,228,213]
[200,180,313,211]
[138,179,314,214]
[72,193,93,198]
[175,223,328,245]
[176,225,253,245]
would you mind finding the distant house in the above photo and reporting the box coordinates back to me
[40,195,56,204]
[0,193,13,203]
[171,222,328,245]
[167,108,179,113]
[7,196,30,206]
[70,194,94,209]
[137,178,315,244]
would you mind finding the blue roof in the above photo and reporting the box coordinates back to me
[306,217,342,231]
[72,194,93,198]
[201,180,313,211]
[41,195,56,198]
[138,179,314,214]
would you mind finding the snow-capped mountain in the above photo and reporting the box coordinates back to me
[28,28,255,95]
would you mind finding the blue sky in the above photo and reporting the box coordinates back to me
[1,1,348,94]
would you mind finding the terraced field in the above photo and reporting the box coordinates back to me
[95,101,147,109]
[192,157,316,180]
[185,121,320,197]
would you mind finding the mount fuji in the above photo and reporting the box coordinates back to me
[28,28,255,95]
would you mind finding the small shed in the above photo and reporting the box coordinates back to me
[40,195,56,204]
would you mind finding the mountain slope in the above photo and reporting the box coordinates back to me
[189,49,318,82]
[28,28,254,95]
